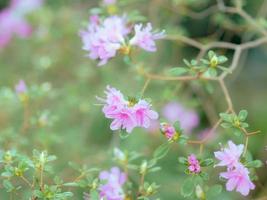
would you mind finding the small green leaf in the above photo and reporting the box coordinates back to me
[183,59,190,67]
[238,110,248,121]
[178,135,188,145]
[218,56,228,64]
[241,122,249,128]
[219,113,232,123]
[178,157,188,165]
[208,51,215,60]
[181,178,194,197]
[200,172,209,180]
[233,128,242,136]
[221,122,232,128]
[206,185,222,199]
[153,143,171,160]
[200,158,214,167]
[3,180,14,192]
[119,130,130,139]
[208,68,217,77]
[246,160,263,168]
[167,67,188,76]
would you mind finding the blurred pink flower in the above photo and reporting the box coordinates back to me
[214,140,244,169]
[129,23,165,52]
[10,0,43,15]
[15,80,27,94]
[98,167,127,200]
[98,86,158,133]
[80,15,129,66]
[103,0,117,6]
[220,164,255,196]
[161,101,199,133]
[187,154,201,174]
[160,123,176,140]
[0,0,43,49]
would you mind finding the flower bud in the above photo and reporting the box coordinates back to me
[195,185,205,200]
[160,123,179,141]
[140,160,148,175]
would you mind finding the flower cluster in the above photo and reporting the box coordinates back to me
[98,86,158,133]
[0,0,43,49]
[214,141,255,196]
[84,167,126,200]
[187,154,201,174]
[80,15,165,66]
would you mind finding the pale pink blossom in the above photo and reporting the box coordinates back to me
[187,154,201,174]
[98,167,127,200]
[103,0,117,6]
[133,100,158,128]
[98,86,158,133]
[129,23,165,52]
[214,140,244,169]
[80,15,129,66]
[0,0,43,49]
[220,164,255,196]
[15,80,27,94]
[161,101,199,133]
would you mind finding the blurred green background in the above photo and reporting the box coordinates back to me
[0,0,266,199]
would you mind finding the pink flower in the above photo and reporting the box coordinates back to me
[10,0,43,15]
[98,167,127,200]
[187,154,201,174]
[133,100,158,128]
[80,15,129,66]
[103,0,117,6]
[220,164,255,196]
[214,140,244,169]
[98,86,158,133]
[0,0,43,49]
[161,101,199,134]
[15,80,27,94]
[129,23,165,52]
[109,107,136,133]
[160,123,176,140]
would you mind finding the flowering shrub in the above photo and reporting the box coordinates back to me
[0,0,267,199]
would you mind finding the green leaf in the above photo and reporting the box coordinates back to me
[208,68,217,77]
[63,182,79,187]
[181,178,195,197]
[119,130,130,139]
[153,143,171,160]
[206,185,222,199]
[241,122,249,128]
[3,180,14,192]
[167,67,188,76]
[178,135,188,145]
[178,157,188,165]
[218,56,228,64]
[200,172,209,180]
[221,122,232,128]
[233,128,242,137]
[218,66,231,73]
[238,110,248,121]
[219,113,232,122]
[200,158,214,167]
[246,160,263,168]
[183,59,191,67]
[173,121,182,132]
[208,51,215,60]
